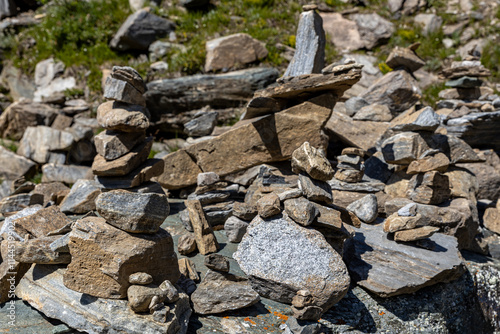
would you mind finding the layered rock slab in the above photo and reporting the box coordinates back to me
[234,215,350,312]
[17,265,191,334]
[345,223,464,297]
[63,217,179,299]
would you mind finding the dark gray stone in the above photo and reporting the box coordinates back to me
[445,111,500,151]
[284,197,319,226]
[59,179,102,214]
[391,106,441,132]
[283,10,325,77]
[204,254,230,272]
[0,193,43,215]
[298,174,333,204]
[191,270,260,314]
[94,130,146,161]
[110,9,175,51]
[96,190,169,234]
[346,194,378,223]
[184,111,218,137]
[104,77,146,106]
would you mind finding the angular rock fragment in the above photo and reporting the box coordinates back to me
[394,226,440,242]
[391,106,441,132]
[41,163,92,184]
[257,192,281,218]
[191,270,260,315]
[59,179,101,214]
[184,111,218,137]
[234,215,350,313]
[291,141,333,181]
[63,217,179,298]
[353,104,393,122]
[407,152,450,174]
[13,205,71,239]
[104,77,146,106]
[298,174,333,204]
[383,213,426,233]
[96,190,169,234]
[185,200,219,255]
[346,194,378,224]
[0,193,43,215]
[224,216,249,243]
[284,197,318,226]
[204,254,229,273]
[127,282,178,313]
[94,130,146,160]
[232,202,257,221]
[17,126,74,164]
[0,146,36,181]
[178,258,199,282]
[483,204,500,235]
[386,46,425,72]
[129,272,153,285]
[177,234,197,255]
[12,236,71,264]
[97,101,150,132]
[345,223,464,297]
[381,132,430,165]
[406,171,451,205]
[95,158,164,189]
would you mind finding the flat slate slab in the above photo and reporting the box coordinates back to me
[345,223,464,297]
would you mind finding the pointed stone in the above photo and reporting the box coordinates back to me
[346,194,378,223]
[291,141,334,181]
[185,200,219,255]
[94,130,146,161]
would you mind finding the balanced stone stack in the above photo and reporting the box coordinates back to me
[93,66,164,189]
[334,147,365,183]
[440,57,491,98]
[235,141,353,322]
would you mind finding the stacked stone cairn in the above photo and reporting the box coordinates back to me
[334,147,365,183]
[92,66,164,190]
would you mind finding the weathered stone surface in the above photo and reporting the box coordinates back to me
[346,194,378,224]
[391,106,441,132]
[92,137,153,177]
[394,226,440,242]
[184,111,218,137]
[284,10,325,77]
[64,217,179,299]
[96,190,169,234]
[145,68,279,119]
[103,77,146,106]
[177,234,197,255]
[205,33,268,72]
[291,141,334,181]
[224,216,249,243]
[97,101,150,132]
[414,13,443,35]
[383,213,426,233]
[127,282,178,313]
[484,206,500,235]
[320,13,364,52]
[32,182,70,206]
[234,215,350,312]
[95,130,146,160]
[12,236,71,264]
[284,197,318,226]
[257,192,281,218]
[17,126,74,164]
[345,223,464,297]
[0,101,57,140]
[13,205,71,239]
[178,258,199,282]
[431,134,481,164]
[446,76,482,88]
[458,162,500,201]
[386,46,425,72]
[232,202,257,221]
[16,265,191,334]
[41,163,91,184]
[159,96,337,189]
[325,111,389,153]
[59,179,101,214]
[0,243,31,303]
[255,68,361,100]
[445,111,500,151]
[96,158,164,189]
[439,60,491,80]
[129,272,153,285]
[0,193,43,215]
[109,65,147,94]
[350,13,394,49]
[187,191,230,205]
[406,171,451,205]
[204,254,229,272]
[353,104,393,122]
[361,70,421,114]
[191,270,260,315]
[407,152,450,174]
[185,199,219,255]
[0,146,36,181]
[298,174,333,204]
[381,132,430,165]
[110,9,175,51]
[334,168,364,183]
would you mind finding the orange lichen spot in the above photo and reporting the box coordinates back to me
[223,316,229,319]
[264,327,268,330]
[273,311,289,321]
[379,311,385,315]
[244,317,256,325]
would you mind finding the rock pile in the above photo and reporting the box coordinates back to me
[93,66,164,190]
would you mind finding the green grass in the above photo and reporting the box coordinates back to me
[10,0,132,93]
[422,81,447,108]
[27,172,43,184]
[0,139,17,153]
[481,41,500,81]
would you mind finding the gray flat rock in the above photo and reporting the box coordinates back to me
[345,223,464,297]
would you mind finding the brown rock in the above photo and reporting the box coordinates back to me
[0,101,57,140]
[483,207,500,234]
[292,290,314,308]
[406,171,451,205]
[96,158,164,189]
[32,182,70,206]
[394,226,440,242]
[13,205,72,239]
[159,95,336,189]
[185,200,219,255]
[232,202,257,221]
[341,147,365,156]
[257,193,281,218]
[12,236,71,264]
[0,241,31,303]
[205,33,268,72]
[94,130,146,161]
[204,253,230,273]
[178,258,200,282]
[177,234,197,255]
[334,169,364,183]
[63,217,180,299]
[383,213,426,233]
[284,197,318,226]
[96,101,150,132]
[386,46,425,72]
[291,141,334,181]
[92,137,153,176]
[381,132,430,165]
[128,272,153,285]
[407,152,450,174]
[444,167,478,200]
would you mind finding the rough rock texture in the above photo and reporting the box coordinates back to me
[284,197,318,226]
[104,77,146,106]
[177,234,197,255]
[96,190,169,234]
[59,179,101,214]
[17,126,74,164]
[0,101,57,140]
[445,111,500,151]
[16,265,191,334]
[95,158,164,189]
[110,9,175,51]
[291,141,334,181]
[0,146,36,181]
[0,193,43,215]
[386,46,425,72]
[345,223,464,297]
[346,194,378,223]
[12,237,71,264]
[234,215,350,312]
[97,101,150,132]
[381,132,429,164]
[95,130,146,161]
[283,10,325,77]
[350,13,394,49]
[191,270,260,314]
[158,96,336,189]
[224,216,249,243]
[185,200,219,255]
[184,111,218,137]
[394,226,440,242]
[41,163,92,184]
[353,104,393,122]
[361,70,421,114]
[407,152,450,174]
[257,192,281,218]
[298,174,333,204]
[205,33,268,72]
[13,205,71,239]
[63,217,180,298]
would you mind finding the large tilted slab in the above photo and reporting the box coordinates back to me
[345,223,464,297]
[16,265,191,334]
